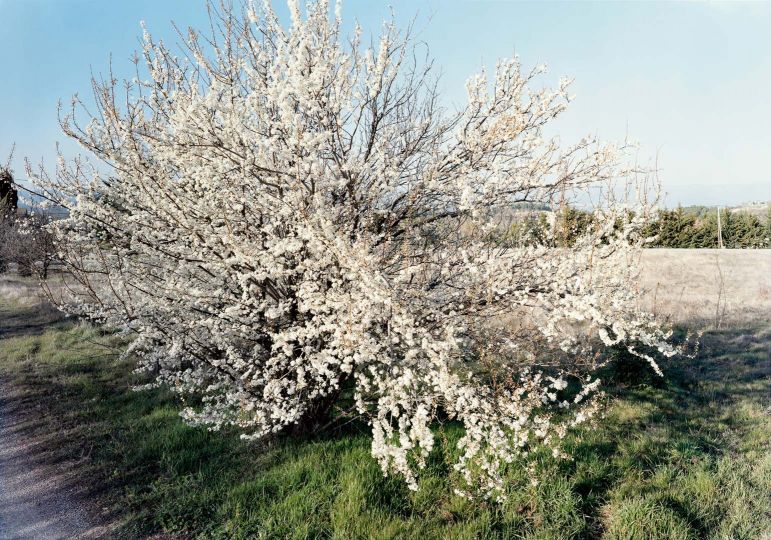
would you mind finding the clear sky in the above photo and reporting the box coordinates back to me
[2,0,770,206]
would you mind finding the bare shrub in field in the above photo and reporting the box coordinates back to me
[30,0,684,499]
[0,213,57,279]
[1,161,57,279]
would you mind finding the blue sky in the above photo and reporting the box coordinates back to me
[1,0,770,206]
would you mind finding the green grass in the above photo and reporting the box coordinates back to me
[0,297,769,539]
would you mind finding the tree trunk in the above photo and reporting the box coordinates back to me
[289,377,350,437]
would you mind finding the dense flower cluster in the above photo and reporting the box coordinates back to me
[32,0,683,499]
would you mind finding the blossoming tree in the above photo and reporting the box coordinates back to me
[32,0,682,499]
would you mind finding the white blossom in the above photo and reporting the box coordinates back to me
[30,0,689,500]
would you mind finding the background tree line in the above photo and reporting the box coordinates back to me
[504,205,771,249]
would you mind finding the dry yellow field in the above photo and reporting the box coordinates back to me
[639,248,771,327]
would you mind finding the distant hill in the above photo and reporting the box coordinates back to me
[731,202,771,219]
[676,202,770,219]
[17,200,69,220]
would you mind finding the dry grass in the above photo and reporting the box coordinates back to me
[0,272,73,305]
[0,275,44,306]
[639,249,771,328]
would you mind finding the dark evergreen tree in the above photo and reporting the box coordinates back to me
[0,169,17,218]
[650,207,697,247]
[555,207,594,247]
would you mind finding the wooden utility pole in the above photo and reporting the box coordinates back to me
[716,207,724,249]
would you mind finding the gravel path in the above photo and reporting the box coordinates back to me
[0,393,102,539]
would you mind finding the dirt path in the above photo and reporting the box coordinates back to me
[0,280,114,539]
[0,390,106,540]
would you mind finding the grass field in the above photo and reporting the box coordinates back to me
[639,249,771,327]
[0,265,769,539]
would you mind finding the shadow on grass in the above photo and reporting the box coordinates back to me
[0,300,69,339]
[562,326,771,538]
